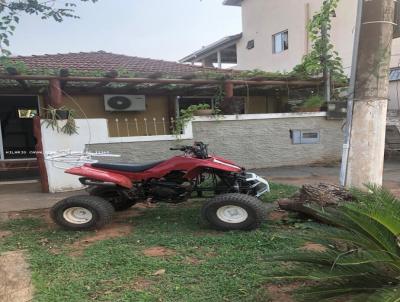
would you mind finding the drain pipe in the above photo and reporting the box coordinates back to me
[339,0,363,186]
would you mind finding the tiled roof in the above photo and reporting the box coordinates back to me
[5,51,227,76]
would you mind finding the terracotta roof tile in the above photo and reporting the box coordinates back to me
[7,51,228,76]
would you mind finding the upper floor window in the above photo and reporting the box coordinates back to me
[273,30,288,53]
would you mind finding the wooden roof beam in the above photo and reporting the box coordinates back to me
[92,70,119,88]
[0,74,326,87]
[5,67,30,90]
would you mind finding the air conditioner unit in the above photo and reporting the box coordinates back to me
[104,95,146,112]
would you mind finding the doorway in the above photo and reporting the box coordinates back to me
[0,95,40,181]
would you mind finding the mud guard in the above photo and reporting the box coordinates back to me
[184,160,242,180]
[66,166,133,189]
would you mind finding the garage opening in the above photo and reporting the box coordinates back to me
[0,95,40,182]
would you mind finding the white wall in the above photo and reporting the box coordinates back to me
[40,119,193,193]
[234,0,399,73]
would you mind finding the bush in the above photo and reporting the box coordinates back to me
[269,185,400,301]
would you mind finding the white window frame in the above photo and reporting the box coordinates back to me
[273,30,289,54]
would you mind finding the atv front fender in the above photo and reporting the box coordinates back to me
[185,160,242,180]
[66,166,133,189]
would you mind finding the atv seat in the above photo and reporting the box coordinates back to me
[91,161,164,173]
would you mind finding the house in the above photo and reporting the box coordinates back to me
[181,0,400,73]
[0,51,343,193]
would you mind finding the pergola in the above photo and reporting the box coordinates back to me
[0,68,324,108]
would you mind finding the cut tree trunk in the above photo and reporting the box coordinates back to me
[278,183,353,223]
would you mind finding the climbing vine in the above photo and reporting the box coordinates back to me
[293,0,346,82]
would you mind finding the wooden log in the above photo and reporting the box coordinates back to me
[278,183,353,223]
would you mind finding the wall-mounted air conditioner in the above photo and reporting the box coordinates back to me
[104,95,146,112]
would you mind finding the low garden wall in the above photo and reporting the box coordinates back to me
[88,113,343,168]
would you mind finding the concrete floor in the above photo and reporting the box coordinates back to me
[255,160,400,195]
[1,160,400,213]
[0,182,82,213]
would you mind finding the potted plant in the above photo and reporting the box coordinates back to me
[297,95,325,112]
[193,103,213,116]
[42,106,79,135]
[173,104,212,137]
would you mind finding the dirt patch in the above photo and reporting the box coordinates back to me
[131,277,155,291]
[265,283,300,302]
[6,208,54,227]
[300,242,327,252]
[0,251,33,302]
[143,246,176,257]
[268,210,289,222]
[0,230,12,239]
[69,223,133,257]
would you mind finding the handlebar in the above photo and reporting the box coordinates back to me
[170,142,209,159]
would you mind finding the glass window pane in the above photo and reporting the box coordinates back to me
[274,33,283,53]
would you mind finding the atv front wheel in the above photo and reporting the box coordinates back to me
[89,187,136,211]
[201,193,267,231]
[50,195,114,231]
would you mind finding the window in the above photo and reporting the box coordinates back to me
[273,30,288,53]
[246,40,255,50]
[291,130,320,144]
[18,109,38,119]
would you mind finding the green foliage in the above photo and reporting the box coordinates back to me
[0,56,28,72]
[173,104,211,138]
[293,0,346,82]
[268,185,400,301]
[42,105,79,135]
[0,0,98,55]
[301,95,325,109]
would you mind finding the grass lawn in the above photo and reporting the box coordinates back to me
[0,183,305,302]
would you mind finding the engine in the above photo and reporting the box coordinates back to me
[147,171,191,202]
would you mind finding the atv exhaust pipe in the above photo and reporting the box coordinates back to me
[79,178,117,187]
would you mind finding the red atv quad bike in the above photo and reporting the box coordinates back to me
[50,142,271,231]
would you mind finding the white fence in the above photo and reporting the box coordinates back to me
[109,117,174,137]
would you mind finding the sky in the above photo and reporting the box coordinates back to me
[8,0,242,62]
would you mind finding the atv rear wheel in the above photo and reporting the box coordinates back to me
[201,193,267,231]
[50,195,114,231]
[89,187,136,211]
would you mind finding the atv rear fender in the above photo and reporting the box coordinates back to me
[66,166,133,189]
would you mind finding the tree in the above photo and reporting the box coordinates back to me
[0,0,98,55]
[293,0,345,82]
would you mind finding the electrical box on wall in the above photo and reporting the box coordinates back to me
[104,95,146,112]
[291,130,320,144]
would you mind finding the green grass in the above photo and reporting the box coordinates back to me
[0,183,303,302]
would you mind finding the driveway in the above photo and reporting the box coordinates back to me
[255,159,400,194]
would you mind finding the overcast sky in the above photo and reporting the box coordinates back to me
[8,0,242,62]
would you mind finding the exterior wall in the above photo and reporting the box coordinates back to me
[63,95,171,137]
[234,0,399,73]
[89,113,343,169]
